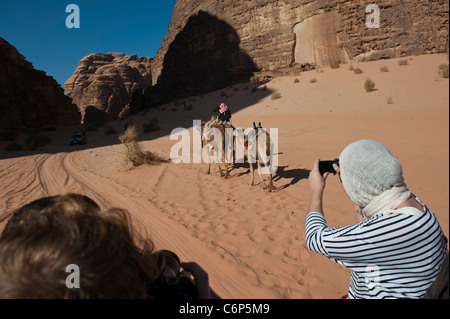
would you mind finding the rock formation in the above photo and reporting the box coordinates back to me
[67,0,449,114]
[64,53,152,122]
[0,37,81,130]
[151,0,448,82]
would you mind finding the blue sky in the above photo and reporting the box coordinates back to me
[0,0,177,87]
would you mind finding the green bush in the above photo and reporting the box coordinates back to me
[6,142,23,152]
[25,134,51,150]
[365,79,376,92]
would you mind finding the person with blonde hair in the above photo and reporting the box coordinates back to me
[0,194,218,299]
[305,139,448,299]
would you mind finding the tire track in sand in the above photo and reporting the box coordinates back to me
[57,151,278,298]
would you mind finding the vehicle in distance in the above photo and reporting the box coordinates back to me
[70,132,86,145]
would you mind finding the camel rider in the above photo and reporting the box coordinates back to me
[218,103,232,127]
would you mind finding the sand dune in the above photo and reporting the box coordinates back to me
[0,54,448,298]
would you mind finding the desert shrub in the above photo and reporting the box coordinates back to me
[25,134,51,150]
[0,130,18,141]
[186,104,193,111]
[143,119,161,133]
[330,62,340,69]
[439,64,449,78]
[354,68,364,74]
[104,126,117,135]
[348,65,355,71]
[6,142,23,152]
[294,78,300,83]
[119,125,165,166]
[380,66,390,72]
[251,86,258,93]
[398,59,409,66]
[365,79,376,92]
[271,92,282,100]
[413,48,425,56]
[309,78,317,83]
[85,124,99,132]
[387,96,393,104]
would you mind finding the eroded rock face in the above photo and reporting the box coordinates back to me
[64,53,152,122]
[0,37,81,130]
[67,0,449,113]
[152,0,449,80]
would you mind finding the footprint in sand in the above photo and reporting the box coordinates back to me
[263,245,284,255]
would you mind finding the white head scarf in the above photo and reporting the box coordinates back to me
[339,140,412,219]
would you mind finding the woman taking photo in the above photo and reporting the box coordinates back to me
[305,139,448,299]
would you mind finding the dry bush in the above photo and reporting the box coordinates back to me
[365,79,376,92]
[119,125,166,166]
[271,92,282,100]
[439,64,449,78]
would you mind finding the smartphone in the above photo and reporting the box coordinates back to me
[319,160,339,175]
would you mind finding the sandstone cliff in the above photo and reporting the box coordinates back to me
[64,53,152,122]
[0,37,81,130]
[67,0,449,114]
[154,0,449,79]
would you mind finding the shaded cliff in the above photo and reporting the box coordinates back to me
[0,37,81,130]
[130,11,259,112]
[152,0,449,80]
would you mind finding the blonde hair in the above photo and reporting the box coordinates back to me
[0,194,158,298]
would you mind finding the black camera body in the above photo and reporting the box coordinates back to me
[147,250,198,300]
[319,160,339,175]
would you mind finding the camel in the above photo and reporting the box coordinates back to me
[200,118,274,192]
[201,115,232,178]
[243,122,274,192]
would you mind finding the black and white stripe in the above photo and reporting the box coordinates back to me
[305,204,448,299]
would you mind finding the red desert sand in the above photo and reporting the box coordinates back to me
[0,54,448,298]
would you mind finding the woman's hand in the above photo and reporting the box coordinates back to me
[308,159,328,195]
[180,262,221,299]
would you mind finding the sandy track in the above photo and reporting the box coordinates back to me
[0,54,447,299]
[10,150,279,298]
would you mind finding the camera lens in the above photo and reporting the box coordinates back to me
[154,250,181,279]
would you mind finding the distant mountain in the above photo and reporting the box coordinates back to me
[0,37,81,130]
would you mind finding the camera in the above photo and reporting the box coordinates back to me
[147,250,198,300]
[319,160,339,175]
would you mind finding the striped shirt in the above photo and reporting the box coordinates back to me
[305,199,448,299]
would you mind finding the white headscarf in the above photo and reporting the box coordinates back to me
[339,140,413,219]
